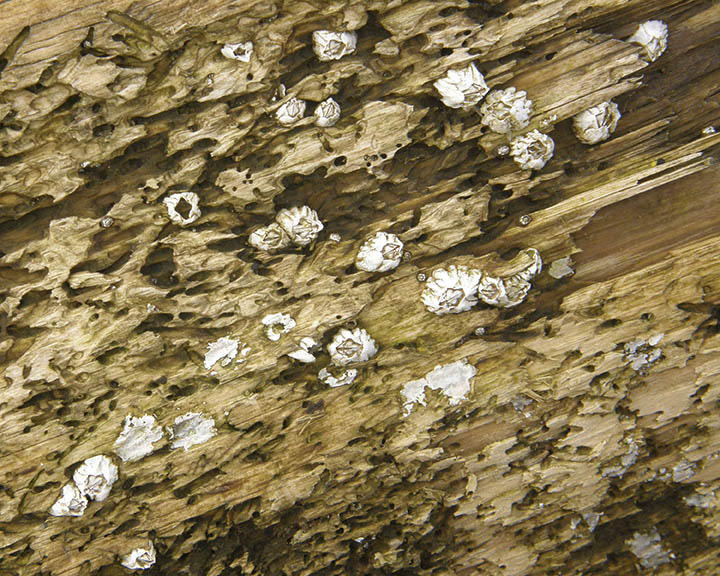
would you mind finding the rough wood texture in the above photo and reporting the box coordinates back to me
[1,1,719,574]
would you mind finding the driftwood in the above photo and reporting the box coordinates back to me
[1,0,719,574]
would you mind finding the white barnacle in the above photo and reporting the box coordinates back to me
[512,247,543,282]
[479,87,533,134]
[572,101,621,145]
[221,41,253,62]
[433,63,489,109]
[163,192,201,226]
[288,336,319,363]
[628,20,668,62]
[319,366,358,388]
[73,455,118,502]
[121,541,156,570]
[355,232,404,273]
[314,97,341,127]
[276,97,306,125]
[510,130,555,171]
[248,222,292,252]
[262,312,296,341]
[312,30,357,62]
[421,265,482,315]
[204,337,239,369]
[114,415,164,463]
[167,412,217,450]
[50,483,88,517]
[327,328,378,366]
[275,205,324,246]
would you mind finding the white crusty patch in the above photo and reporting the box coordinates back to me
[319,366,358,388]
[433,63,489,109]
[73,455,118,502]
[167,412,217,450]
[121,541,156,570]
[312,30,357,61]
[163,192,201,226]
[114,414,164,463]
[626,528,672,569]
[401,359,476,416]
[262,313,296,341]
[288,337,318,363]
[50,483,88,517]
[204,337,239,369]
[221,41,253,62]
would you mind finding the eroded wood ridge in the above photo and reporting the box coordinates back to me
[0,0,719,574]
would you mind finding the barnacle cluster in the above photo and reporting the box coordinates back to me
[249,206,324,251]
[355,232,404,273]
[50,455,118,517]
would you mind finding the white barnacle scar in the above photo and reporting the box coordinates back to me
[262,312,296,341]
[73,455,118,502]
[121,541,156,570]
[401,359,476,416]
[433,63,489,109]
[510,130,555,171]
[276,97,306,125]
[163,192,201,226]
[355,232,404,273]
[312,30,357,61]
[167,412,217,450]
[221,41,253,62]
[204,336,240,369]
[628,20,668,62]
[421,265,482,315]
[572,101,621,145]
[327,328,378,366]
[114,414,164,463]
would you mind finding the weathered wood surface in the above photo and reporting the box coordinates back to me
[1,0,719,574]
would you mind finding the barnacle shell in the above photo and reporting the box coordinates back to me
[628,20,668,62]
[327,328,378,366]
[355,232,404,273]
[514,247,543,282]
[167,412,217,450]
[248,222,292,252]
[510,130,555,171]
[275,206,324,246]
[221,41,253,62]
[478,248,542,308]
[312,30,357,61]
[319,366,358,388]
[276,97,306,125]
[50,483,88,517]
[288,337,319,363]
[479,87,533,134]
[114,414,164,463]
[121,541,156,570]
[73,455,118,502]
[421,265,482,315]
[314,98,341,127]
[433,63,489,109]
[262,312,296,341]
[163,191,201,226]
[572,101,621,145]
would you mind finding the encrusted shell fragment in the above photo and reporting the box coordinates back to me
[510,130,555,171]
[314,98,341,127]
[572,101,621,145]
[288,337,319,363]
[262,312,296,341]
[421,265,482,315]
[276,97,306,125]
[275,206,324,246]
[204,337,239,369]
[628,20,668,62]
[167,412,217,450]
[50,483,88,517]
[163,192,201,226]
[221,41,253,62]
[319,366,358,388]
[479,87,533,134]
[433,63,489,109]
[514,247,543,282]
[312,30,357,61]
[121,541,156,570]
[355,232,404,273]
[73,455,118,502]
[402,359,476,416]
[114,414,164,463]
[327,328,378,366]
[248,222,292,251]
